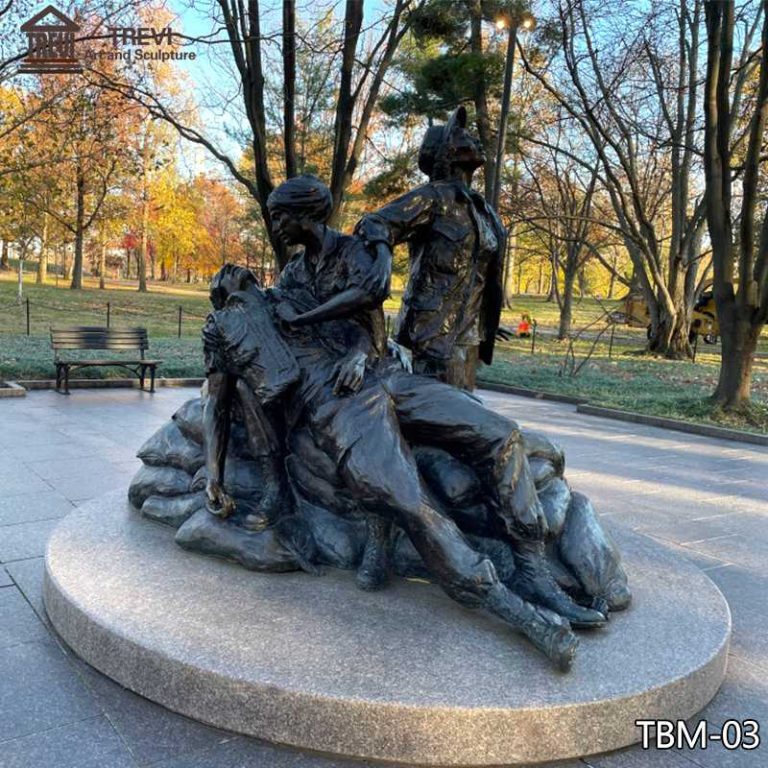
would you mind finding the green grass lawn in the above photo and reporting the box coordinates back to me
[0,335,205,380]
[2,272,766,433]
[481,337,768,433]
[0,272,211,337]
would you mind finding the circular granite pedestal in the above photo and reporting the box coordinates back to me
[44,491,731,767]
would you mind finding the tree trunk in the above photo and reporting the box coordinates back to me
[648,311,691,359]
[607,252,618,298]
[546,254,558,302]
[647,266,692,359]
[138,197,149,293]
[62,246,72,281]
[17,251,24,300]
[283,0,297,179]
[502,224,516,307]
[469,0,495,200]
[37,215,48,285]
[70,170,85,290]
[0,240,8,270]
[99,241,107,289]
[328,0,364,223]
[714,303,761,410]
[558,270,576,340]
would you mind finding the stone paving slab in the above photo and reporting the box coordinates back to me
[0,587,49,648]
[0,489,74,527]
[5,557,47,626]
[0,388,765,768]
[0,517,62,563]
[70,655,230,767]
[0,716,137,768]
[705,566,768,666]
[686,655,768,768]
[0,566,12,587]
[0,638,101,743]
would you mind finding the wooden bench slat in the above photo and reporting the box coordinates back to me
[51,332,148,339]
[62,359,161,366]
[53,343,150,350]
[51,332,148,338]
[51,327,147,332]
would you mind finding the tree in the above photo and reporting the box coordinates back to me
[381,0,515,198]
[519,132,606,338]
[93,1,417,269]
[24,76,133,289]
[522,0,708,359]
[703,0,768,412]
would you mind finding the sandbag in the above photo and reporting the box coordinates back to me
[128,464,192,509]
[137,421,205,474]
[141,492,206,528]
[530,456,557,488]
[539,477,571,537]
[294,497,366,569]
[172,398,204,444]
[175,509,309,572]
[523,430,564,475]
[191,455,264,500]
[556,491,631,611]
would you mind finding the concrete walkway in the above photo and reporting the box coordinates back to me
[0,387,765,768]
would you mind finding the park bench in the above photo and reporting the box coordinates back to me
[50,326,162,395]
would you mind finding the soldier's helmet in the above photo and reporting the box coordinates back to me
[418,106,486,180]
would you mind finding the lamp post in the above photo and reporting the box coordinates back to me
[490,11,535,210]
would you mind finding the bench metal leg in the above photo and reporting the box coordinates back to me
[55,364,70,395]
[140,365,146,392]
[149,366,156,393]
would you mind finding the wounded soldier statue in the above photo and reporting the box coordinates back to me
[128,176,630,672]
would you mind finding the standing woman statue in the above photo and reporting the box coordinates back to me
[356,106,505,390]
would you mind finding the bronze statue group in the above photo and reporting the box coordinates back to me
[129,109,631,672]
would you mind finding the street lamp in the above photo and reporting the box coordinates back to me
[490,10,536,210]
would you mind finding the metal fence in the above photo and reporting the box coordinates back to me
[0,298,210,338]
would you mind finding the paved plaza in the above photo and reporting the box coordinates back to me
[0,387,766,768]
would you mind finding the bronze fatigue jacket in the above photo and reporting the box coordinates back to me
[356,180,505,365]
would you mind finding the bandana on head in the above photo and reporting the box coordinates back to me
[267,175,333,224]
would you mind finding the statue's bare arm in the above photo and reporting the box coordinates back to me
[203,371,236,518]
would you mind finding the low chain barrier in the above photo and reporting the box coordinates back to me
[0,298,211,338]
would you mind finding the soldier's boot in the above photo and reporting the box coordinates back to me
[509,539,607,629]
[486,582,579,672]
[243,456,285,532]
[356,516,392,591]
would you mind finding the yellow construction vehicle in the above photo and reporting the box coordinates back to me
[613,286,720,344]
[689,286,719,344]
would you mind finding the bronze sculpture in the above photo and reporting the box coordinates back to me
[356,106,505,390]
[129,175,630,673]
